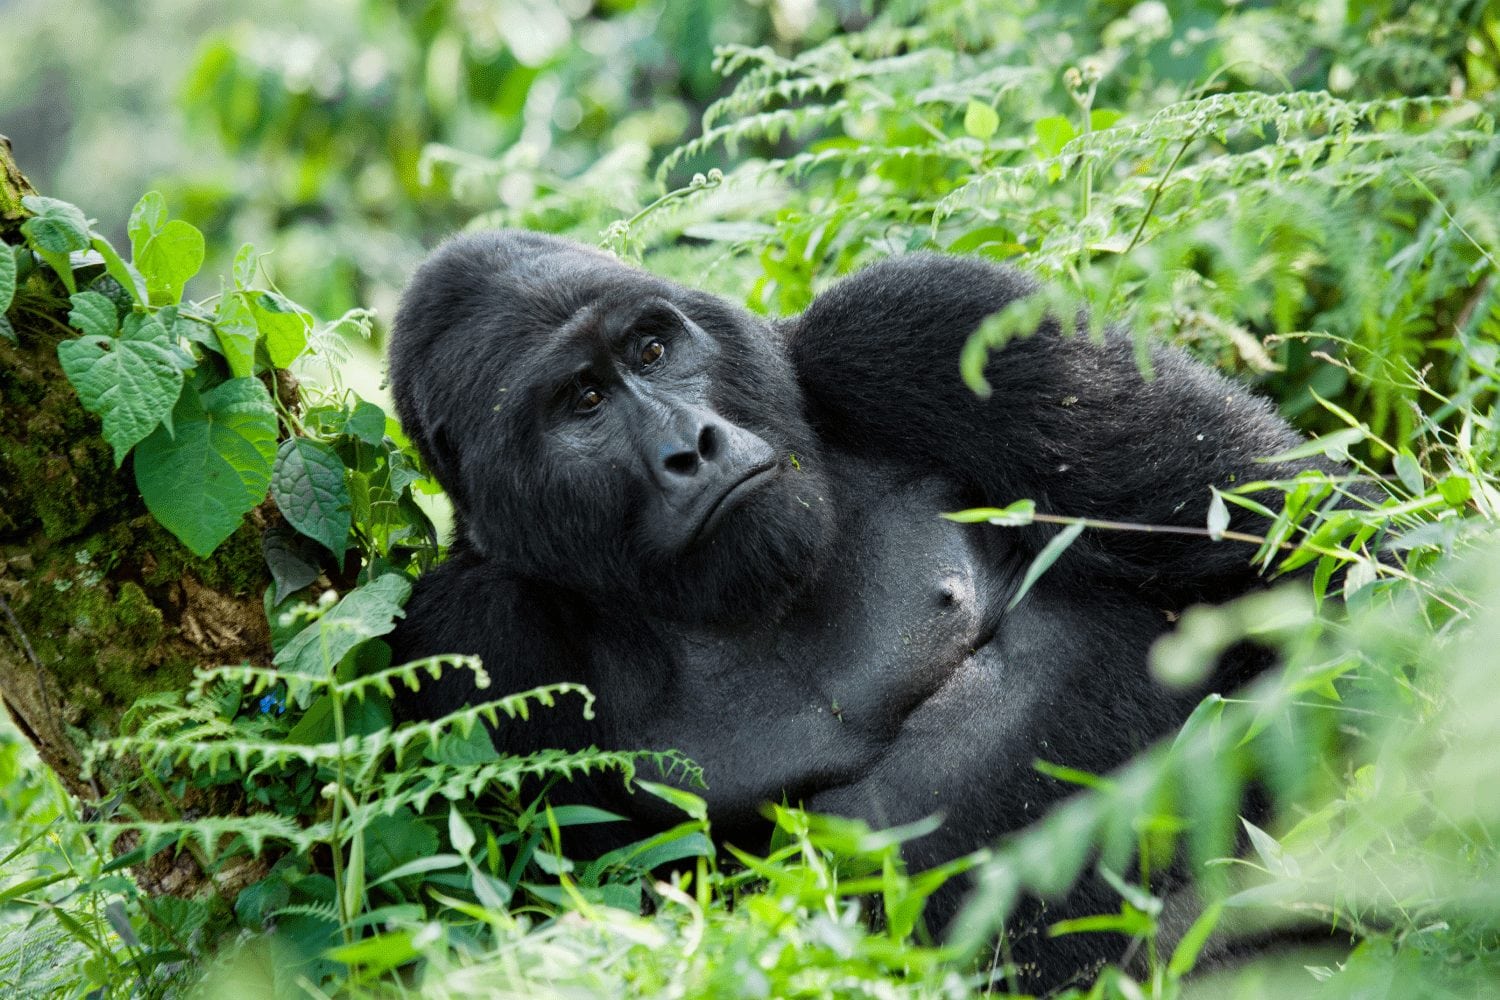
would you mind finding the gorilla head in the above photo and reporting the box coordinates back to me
[390,230,836,624]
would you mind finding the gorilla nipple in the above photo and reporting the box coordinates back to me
[935,571,973,609]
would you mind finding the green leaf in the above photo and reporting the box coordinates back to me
[58,308,186,465]
[128,194,205,307]
[1007,520,1085,611]
[0,314,13,344]
[346,400,387,445]
[90,236,146,305]
[134,378,278,557]
[963,100,999,140]
[448,806,477,856]
[66,290,118,338]
[253,291,311,367]
[20,195,91,254]
[0,237,14,315]
[1258,426,1366,464]
[232,242,257,289]
[1034,115,1077,157]
[214,292,259,378]
[273,574,412,677]
[941,499,1036,526]
[1438,474,1471,508]
[127,191,168,255]
[262,525,322,604]
[272,438,352,557]
[1393,449,1423,494]
[1167,901,1224,979]
[1089,108,1123,131]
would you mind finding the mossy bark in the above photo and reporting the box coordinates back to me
[0,140,274,882]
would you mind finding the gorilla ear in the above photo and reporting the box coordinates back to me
[424,420,465,509]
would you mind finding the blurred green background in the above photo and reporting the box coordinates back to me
[0,0,855,327]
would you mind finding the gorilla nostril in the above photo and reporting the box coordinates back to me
[698,424,721,461]
[663,446,700,476]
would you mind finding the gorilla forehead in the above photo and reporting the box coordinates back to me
[397,230,674,352]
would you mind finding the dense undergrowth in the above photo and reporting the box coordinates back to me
[2,1,1499,997]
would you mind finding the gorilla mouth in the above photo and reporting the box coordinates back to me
[691,463,778,547]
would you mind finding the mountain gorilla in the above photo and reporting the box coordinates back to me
[387,230,1324,987]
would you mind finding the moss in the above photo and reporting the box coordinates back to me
[134,514,267,597]
[1,290,269,756]
[0,319,128,540]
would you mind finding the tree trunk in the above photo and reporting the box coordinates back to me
[0,140,273,895]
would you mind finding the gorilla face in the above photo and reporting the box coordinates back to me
[390,231,836,622]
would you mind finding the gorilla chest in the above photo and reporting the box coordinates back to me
[658,474,998,737]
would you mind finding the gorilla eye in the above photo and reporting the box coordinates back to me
[575,386,605,412]
[641,339,665,367]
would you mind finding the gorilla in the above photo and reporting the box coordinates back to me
[387,230,1325,987]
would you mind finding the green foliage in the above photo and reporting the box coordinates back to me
[4,1,1500,997]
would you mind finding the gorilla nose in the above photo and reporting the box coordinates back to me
[660,423,721,477]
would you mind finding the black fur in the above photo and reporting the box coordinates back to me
[387,231,1325,989]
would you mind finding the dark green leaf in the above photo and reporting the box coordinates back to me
[0,314,13,344]
[273,574,412,677]
[57,311,185,465]
[273,438,352,557]
[66,291,118,339]
[20,196,91,254]
[0,236,14,314]
[346,400,387,445]
[262,524,322,604]
[134,378,277,557]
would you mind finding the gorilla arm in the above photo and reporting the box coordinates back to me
[787,254,1326,594]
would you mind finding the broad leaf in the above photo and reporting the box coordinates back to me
[273,573,412,677]
[65,290,118,339]
[262,524,322,604]
[964,100,999,140]
[272,438,352,557]
[20,196,91,254]
[21,196,90,293]
[345,400,387,445]
[134,378,278,557]
[253,291,310,367]
[128,193,204,306]
[1034,115,1076,158]
[127,192,168,253]
[214,292,259,378]
[58,307,185,465]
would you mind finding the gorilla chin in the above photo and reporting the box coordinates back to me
[643,456,838,627]
[388,228,1340,990]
